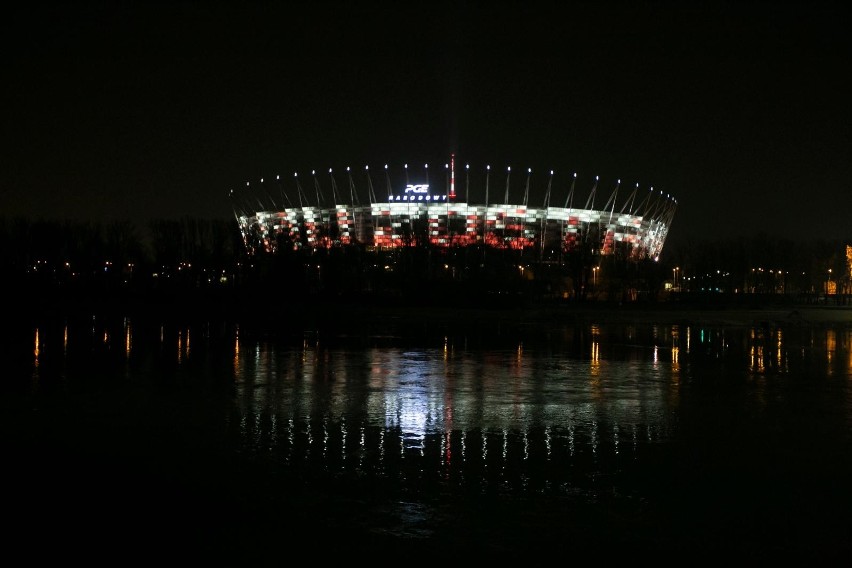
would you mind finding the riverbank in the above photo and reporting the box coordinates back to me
[14,281,852,329]
[543,302,852,326]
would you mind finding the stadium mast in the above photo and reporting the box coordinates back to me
[449,154,456,199]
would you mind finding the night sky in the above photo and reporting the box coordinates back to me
[3,1,850,245]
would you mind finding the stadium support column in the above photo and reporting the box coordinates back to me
[484,165,491,243]
[541,170,553,261]
[450,153,456,200]
[504,166,511,205]
[366,165,377,203]
[465,163,470,202]
[485,165,490,206]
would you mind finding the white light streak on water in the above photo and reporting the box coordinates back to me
[323,418,329,460]
[502,428,508,472]
[341,417,347,467]
[568,424,575,457]
[461,430,466,462]
[545,426,552,459]
[591,420,598,458]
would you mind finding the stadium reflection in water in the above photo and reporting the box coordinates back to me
[13,315,852,557]
[221,321,852,493]
[227,327,677,485]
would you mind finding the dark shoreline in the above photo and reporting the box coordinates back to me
[18,285,852,329]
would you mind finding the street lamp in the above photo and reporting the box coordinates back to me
[593,266,599,286]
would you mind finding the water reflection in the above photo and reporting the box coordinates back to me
[224,337,677,499]
[20,317,852,386]
[671,325,681,376]
[827,329,835,373]
[10,315,852,505]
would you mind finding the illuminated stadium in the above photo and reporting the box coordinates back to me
[231,155,677,264]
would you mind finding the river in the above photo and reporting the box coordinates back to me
[3,308,851,562]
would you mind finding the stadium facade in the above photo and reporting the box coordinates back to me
[231,156,677,264]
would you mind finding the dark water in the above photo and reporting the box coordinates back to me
[3,313,852,561]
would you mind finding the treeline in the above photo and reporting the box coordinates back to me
[0,216,246,317]
[1,217,848,315]
[0,216,243,277]
[663,233,850,295]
